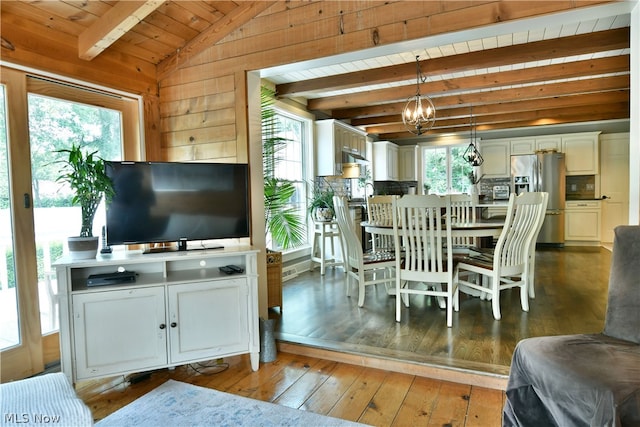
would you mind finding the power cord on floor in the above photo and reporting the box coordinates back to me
[188,358,229,376]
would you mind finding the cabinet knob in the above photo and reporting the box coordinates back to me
[171,322,177,328]
[159,324,166,329]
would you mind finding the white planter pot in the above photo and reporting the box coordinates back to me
[67,236,99,260]
[314,207,334,222]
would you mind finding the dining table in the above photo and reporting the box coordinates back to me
[361,219,505,240]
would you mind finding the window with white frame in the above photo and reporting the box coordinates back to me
[266,108,309,251]
[422,144,474,194]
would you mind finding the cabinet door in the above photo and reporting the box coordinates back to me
[398,146,416,181]
[72,287,167,380]
[168,279,249,364]
[373,141,399,181]
[565,202,601,241]
[511,139,534,155]
[562,134,599,175]
[535,137,561,152]
[480,141,510,178]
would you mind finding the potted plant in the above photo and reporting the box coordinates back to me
[55,144,115,259]
[308,182,335,222]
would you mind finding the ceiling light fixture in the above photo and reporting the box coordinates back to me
[402,55,436,135]
[463,106,484,166]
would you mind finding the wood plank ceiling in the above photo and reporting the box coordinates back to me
[0,1,631,143]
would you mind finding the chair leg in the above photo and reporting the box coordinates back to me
[520,282,530,312]
[491,275,501,320]
[396,278,402,322]
[357,274,365,307]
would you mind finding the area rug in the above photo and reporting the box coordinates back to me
[96,380,367,427]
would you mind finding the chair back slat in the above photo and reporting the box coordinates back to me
[394,195,452,280]
[494,192,547,272]
[367,195,398,251]
[333,195,362,270]
[449,193,478,248]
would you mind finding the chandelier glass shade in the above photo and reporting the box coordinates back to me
[463,108,484,166]
[402,56,436,135]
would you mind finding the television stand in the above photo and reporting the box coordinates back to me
[54,246,260,385]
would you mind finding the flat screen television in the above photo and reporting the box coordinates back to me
[105,161,250,251]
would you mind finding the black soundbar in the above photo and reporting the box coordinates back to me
[87,271,137,286]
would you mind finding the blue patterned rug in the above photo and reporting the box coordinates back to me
[96,379,367,427]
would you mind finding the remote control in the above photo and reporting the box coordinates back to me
[227,265,244,273]
[218,266,235,275]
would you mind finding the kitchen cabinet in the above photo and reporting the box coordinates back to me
[55,247,259,384]
[510,137,561,155]
[565,200,601,243]
[479,140,510,178]
[315,119,367,176]
[562,132,600,175]
[373,141,399,181]
[398,145,417,181]
[535,137,561,152]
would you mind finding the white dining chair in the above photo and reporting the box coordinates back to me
[456,192,548,320]
[392,194,459,327]
[449,193,478,253]
[333,196,395,307]
[366,195,398,251]
[527,193,549,299]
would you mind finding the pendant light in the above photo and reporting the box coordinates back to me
[402,55,436,135]
[463,106,483,166]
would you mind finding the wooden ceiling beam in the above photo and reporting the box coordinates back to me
[312,55,630,112]
[331,75,630,123]
[277,27,630,96]
[351,91,630,127]
[78,1,164,61]
[157,1,276,80]
[372,103,630,138]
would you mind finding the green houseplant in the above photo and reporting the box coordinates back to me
[55,144,115,259]
[308,182,335,222]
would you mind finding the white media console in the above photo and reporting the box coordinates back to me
[54,246,260,385]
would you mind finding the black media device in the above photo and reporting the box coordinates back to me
[87,271,137,286]
[104,162,250,253]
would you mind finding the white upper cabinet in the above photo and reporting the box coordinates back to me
[398,145,417,181]
[315,119,367,176]
[562,132,600,175]
[510,139,535,155]
[480,140,511,178]
[510,137,561,155]
[373,141,399,181]
[535,137,561,153]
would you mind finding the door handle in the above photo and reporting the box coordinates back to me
[24,193,31,208]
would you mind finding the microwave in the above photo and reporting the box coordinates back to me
[493,185,510,200]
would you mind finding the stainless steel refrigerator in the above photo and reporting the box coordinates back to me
[511,152,566,246]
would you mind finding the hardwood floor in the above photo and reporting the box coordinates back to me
[77,246,610,426]
[273,246,611,376]
[77,352,505,426]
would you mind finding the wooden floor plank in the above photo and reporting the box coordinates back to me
[297,362,365,414]
[427,381,472,427]
[391,376,443,427]
[327,368,389,422]
[359,371,414,426]
[465,386,505,427]
[271,358,338,409]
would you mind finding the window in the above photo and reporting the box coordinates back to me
[265,108,310,251]
[422,144,473,194]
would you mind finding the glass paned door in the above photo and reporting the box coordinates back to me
[27,94,122,335]
[0,85,19,350]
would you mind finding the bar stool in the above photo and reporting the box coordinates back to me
[310,220,345,275]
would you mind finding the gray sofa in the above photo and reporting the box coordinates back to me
[503,225,640,426]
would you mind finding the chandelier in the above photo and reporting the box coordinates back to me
[402,55,436,135]
[463,106,484,166]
